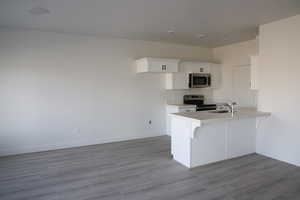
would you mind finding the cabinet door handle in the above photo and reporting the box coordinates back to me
[162,65,167,71]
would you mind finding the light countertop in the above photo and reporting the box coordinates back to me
[166,104,197,108]
[170,108,271,124]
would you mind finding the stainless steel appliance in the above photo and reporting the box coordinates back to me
[183,95,216,111]
[189,73,211,88]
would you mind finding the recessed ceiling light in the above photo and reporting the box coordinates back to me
[29,6,50,15]
[196,34,207,39]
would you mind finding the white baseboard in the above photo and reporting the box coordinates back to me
[0,131,167,157]
[256,152,300,167]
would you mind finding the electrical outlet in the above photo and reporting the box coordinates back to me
[147,120,153,129]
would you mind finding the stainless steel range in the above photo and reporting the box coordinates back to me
[183,95,216,111]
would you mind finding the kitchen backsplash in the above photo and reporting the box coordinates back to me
[165,88,213,105]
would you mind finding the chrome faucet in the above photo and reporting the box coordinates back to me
[223,102,237,117]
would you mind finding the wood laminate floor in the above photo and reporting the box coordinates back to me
[0,136,299,200]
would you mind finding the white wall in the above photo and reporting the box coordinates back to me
[213,40,258,106]
[257,15,300,166]
[0,29,213,156]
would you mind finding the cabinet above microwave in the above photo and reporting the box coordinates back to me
[179,61,211,73]
[136,57,180,73]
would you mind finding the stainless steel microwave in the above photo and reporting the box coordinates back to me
[189,73,211,88]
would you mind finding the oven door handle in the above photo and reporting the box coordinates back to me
[189,74,193,88]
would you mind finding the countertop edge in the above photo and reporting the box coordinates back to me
[170,111,271,124]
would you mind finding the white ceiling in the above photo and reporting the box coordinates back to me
[1,0,300,47]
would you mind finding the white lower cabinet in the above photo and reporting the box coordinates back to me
[227,118,256,159]
[190,122,227,167]
[171,116,258,168]
[166,105,196,136]
[190,119,256,167]
[167,105,196,156]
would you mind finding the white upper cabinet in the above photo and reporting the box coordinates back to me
[250,55,259,90]
[179,61,211,73]
[210,63,221,89]
[165,73,189,90]
[136,57,179,73]
[136,59,221,90]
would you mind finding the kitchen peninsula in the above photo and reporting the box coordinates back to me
[170,108,271,168]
